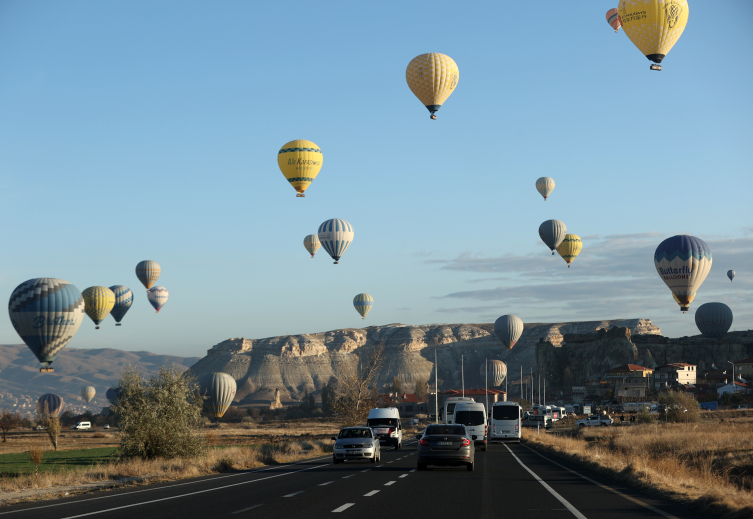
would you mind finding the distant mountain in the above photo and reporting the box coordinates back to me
[0,344,201,409]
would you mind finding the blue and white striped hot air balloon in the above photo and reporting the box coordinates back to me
[147,286,168,313]
[353,293,373,319]
[654,235,712,313]
[8,278,85,372]
[318,219,354,264]
[109,285,133,326]
[38,393,64,417]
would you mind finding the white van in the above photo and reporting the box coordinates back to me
[453,401,487,450]
[490,401,522,443]
[366,408,402,450]
[443,397,475,424]
[70,422,91,431]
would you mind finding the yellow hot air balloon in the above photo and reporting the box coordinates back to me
[277,140,323,197]
[556,234,582,268]
[406,53,459,120]
[82,286,116,329]
[618,0,688,71]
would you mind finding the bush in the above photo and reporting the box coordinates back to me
[658,390,701,423]
[636,408,655,424]
[215,457,235,472]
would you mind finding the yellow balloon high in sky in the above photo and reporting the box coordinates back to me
[618,0,689,71]
[556,234,582,268]
[277,140,323,197]
[406,53,459,120]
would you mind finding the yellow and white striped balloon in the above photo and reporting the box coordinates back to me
[353,293,373,319]
[82,286,116,329]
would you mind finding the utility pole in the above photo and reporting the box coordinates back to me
[520,366,523,405]
[462,355,465,398]
[434,349,439,424]
[544,375,546,406]
[485,359,488,416]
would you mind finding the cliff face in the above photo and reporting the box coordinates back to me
[535,328,753,389]
[186,319,660,403]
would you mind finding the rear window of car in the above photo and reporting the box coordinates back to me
[426,425,465,435]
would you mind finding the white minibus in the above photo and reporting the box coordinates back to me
[443,397,475,424]
[489,401,522,443]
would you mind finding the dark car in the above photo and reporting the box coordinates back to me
[332,427,381,464]
[415,424,475,471]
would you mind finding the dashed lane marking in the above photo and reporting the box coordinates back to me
[318,481,334,486]
[364,490,380,497]
[342,475,354,478]
[360,469,371,472]
[399,475,408,478]
[503,445,586,519]
[384,481,396,486]
[332,503,355,513]
[386,461,393,464]
[283,491,304,497]
[232,504,264,514]
[410,469,416,472]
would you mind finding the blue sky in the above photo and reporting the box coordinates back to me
[1,1,751,358]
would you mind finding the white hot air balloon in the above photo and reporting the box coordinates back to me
[535,177,555,201]
[494,315,524,350]
[480,360,507,387]
[317,219,354,264]
[538,220,567,255]
[81,386,96,403]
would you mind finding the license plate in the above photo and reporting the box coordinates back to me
[347,450,358,454]
[437,441,452,446]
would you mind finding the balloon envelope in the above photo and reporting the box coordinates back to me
[200,373,237,419]
[353,293,373,319]
[135,260,161,290]
[494,315,524,350]
[406,53,459,119]
[606,8,622,32]
[654,235,712,312]
[727,270,735,282]
[535,177,555,200]
[278,140,323,197]
[695,302,733,339]
[556,234,582,267]
[304,234,321,258]
[109,285,134,324]
[318,219,354,264]
[539,220,567,255]
[38,393,64,417]
[106,387,120,405]
[82,286,116,327]
[618,0,688,65]
[147,286,168,313]
[480,360,507,387]
[81,386,96,403]
[8,278,85,368]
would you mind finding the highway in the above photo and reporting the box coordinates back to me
[0,440,705,519]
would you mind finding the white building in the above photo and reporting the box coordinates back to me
[654,363,697,389]
[717,381,751,397]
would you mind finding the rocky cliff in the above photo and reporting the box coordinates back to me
[186,319,661,403]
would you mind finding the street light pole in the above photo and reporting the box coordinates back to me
[726,361,736,394]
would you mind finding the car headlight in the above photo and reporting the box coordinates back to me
[335,444,345,450]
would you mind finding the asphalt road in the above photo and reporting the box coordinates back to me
[0,440,707,519]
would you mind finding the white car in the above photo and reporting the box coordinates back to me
[332,427,381,464]
[70,421,92,431]
[576,415,612,427]
[366,408,402,449]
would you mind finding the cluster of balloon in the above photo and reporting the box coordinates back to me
[81,386,96,403]
[200,373,237,420]
[480,360,507,387]
[494,315,524,350]
[695,302,733,340]
[136,260,169,313]
[82,286,116,329]
[406,53,459,120]
[608,1,689,71]
[38,393,64,417]
[654,235,712,313]
[8,278,85,372]
[353,293,373,319]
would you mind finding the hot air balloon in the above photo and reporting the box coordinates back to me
[535,177,555,201]
[556,234,583,268]
[494,315,524,350]
[109,285,133,326]
[38,393,64,417]
[618,0,688,71]
[278,140,323,197]
[606,8,622,32]
[147,286,168,313]
[81,386,96,403]
[8,278,85,372]
[304,234,321,258]
[695,302,733,339]
[318,219,354,264]
[200,373,237,420]
[353,293,373,319]
[406,53,459,120]
[727,270,735,282]
[480,360,507,387]
[654,235,712,313]
[82,286,116,329]
[105,387,120,405]
[135,260,161,290]
[539,220,567,255]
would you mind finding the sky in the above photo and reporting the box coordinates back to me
[1,1,751,359]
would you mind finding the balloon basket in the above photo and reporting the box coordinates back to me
[296,194,305,197]
[40,367,54,373]
[116,323,121,326]
[95,326,100,330]
[650,64,662,71]
[430,115,437,120]
[334,261,339,264]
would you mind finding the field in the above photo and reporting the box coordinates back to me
[523,410,753,518]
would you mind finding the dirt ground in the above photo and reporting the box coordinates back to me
[0,429,120,455]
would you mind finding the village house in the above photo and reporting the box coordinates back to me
[607,364,653,400]
[654,363,697,389]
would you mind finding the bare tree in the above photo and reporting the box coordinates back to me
[331,345,385,426]
[0,409,23,442]
[413,378,428,402]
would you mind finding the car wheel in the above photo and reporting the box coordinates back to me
[600,422,607,427]
[579,424,585,427]
[466,461,474,472]
[370,454,376,463]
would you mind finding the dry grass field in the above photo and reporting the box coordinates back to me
[523,410,753,518]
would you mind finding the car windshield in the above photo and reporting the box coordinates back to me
[493,406,520,421]
[454,410,485,426]
[338,428,372,439]
[367,418,396,427]
[425,425,465,436]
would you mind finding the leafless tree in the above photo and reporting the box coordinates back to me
[0,409,23,442]
[330,345,385,426]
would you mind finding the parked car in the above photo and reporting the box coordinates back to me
[521,414,552,430]
[576,415,613,427]
[35,425,47,431]
[332,427,381,464]
[366,408,402,450]
[70,421,91,431]
[415,423,475,471]
[737,404,749,410]
[103,424,110,429]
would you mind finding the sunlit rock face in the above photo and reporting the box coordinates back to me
[187,320,662,403]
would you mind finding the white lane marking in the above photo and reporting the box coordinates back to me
[0,455,332,516]
[364,490,380,496]
[376,464,383,467]
[410,469,416,472]
[283,491,304,497]
[360,469,371,472]
[318,481,334,486]
[503,445,586,519]
[342,475,354,479]
[384,481,396,486]
[399,474,408,478]
[55,464,328,519]
[520,445,681,519]
[386,461,393,464]
[332,503,355,512]
[232,504,264,514]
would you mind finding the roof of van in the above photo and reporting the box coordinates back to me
[367,408,399,416]
[454,401,485,409]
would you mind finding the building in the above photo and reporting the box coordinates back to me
[571,386,585,405]
[734,356,753,378]
[654,363,697,389]
[717,381,751,397]
[607,364,654,400]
